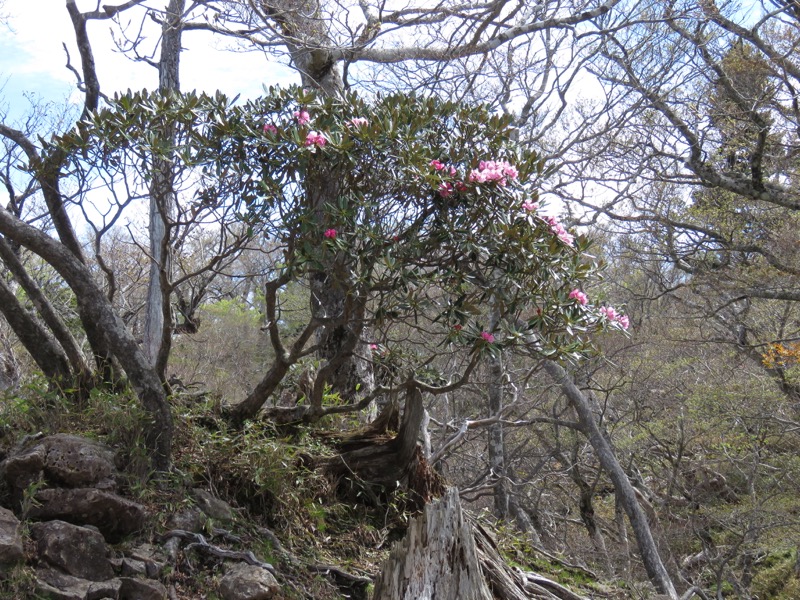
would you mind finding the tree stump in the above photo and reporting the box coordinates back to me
[373,488,492,600]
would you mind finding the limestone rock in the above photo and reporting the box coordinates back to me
[32,520,114,581]
[119,576,168,600]
[28,487,146,541]
[0,506,24,565]
[218,563,280,600]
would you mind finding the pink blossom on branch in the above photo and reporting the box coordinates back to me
[468,160,519,186]
[349,117,369,128]
[263,123,278,135]
[294,110,311,125]
[543,215,575,247]
[569,289,588,305]
[599,306,630,330]
[305,131,327,147]
[481,331,495,343]
[439,182,454,197]
[430,159,446,171]
[522,201,539,212]
[323,228,337,239]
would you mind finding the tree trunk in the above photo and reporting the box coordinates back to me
[0,208,173,472]
[0,275,72,383]
[0,236,88,377]
[143,0,184,377]
[542,360,678,599]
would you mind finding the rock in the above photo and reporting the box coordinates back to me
[87,578,122,600]
[121,557,147,577]
[0,442,45,494]
[218,563,280,600]
[128,543,167,578]
[0,434,117,502]
[0,506,24,565]
[36,567,92,600]
[165,506,204,532]
[119,576,168,600]
[42,434,117,489]
[28,487,146,541]
[32,520,115,581]
[192,488,236,522]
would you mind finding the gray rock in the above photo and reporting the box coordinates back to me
[36,567,92,600]
[192,488,236,522]
[87,578,122,600]
[121,558,147,577]
[164,506,204,532]
[28,487,146,541]
[32,520,115,581]
[0,434,117,501]
[0,506,24,564]
[218,563,280,600]
[119,577,167,600]
[42,434,117,489]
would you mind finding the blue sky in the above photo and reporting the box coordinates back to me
[1,0,298,125]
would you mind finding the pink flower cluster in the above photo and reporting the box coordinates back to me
[349,117,369,128]
[481,331,495,343]
[599,306,630,330]
[569,289,588,306]
[543,216,575,246]
[522,201,539,212]
[323,228,337,239]
[294,110,311,125]
[430,160,457,176]
[305,131,327,147]
[468,160,518,186]
[263,123,278,135]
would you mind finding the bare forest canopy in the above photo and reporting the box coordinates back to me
[1,1,800,599]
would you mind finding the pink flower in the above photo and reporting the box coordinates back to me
[455,181,468,193]
[349,117,369,128]
[369,343,378,351]
[323,228,337,239]
[439,182,454,197]
[599,306,630,330]
[468,160,519,186]
[430,159,446,171]
[263,123,278,135]
[544,215,575,246]
[569,289,588,306]
[481,331,495,343]
[522,201,539,212]
[294,110,311,125]
[305,131,327,147]
[453,324,462,331]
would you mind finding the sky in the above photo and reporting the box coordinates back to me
[0,0,298,125]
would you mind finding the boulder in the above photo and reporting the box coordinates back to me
[0,506,24,565]
[28,487,146,541]
[87,577,123,599]
[119,576,168,600]
[32,520,115,581]
[36,568,93,600]
[0,434,117,500]
[218,563,280,600]
[41,434,117,489]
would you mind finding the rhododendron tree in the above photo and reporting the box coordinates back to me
[56,86,626,425]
